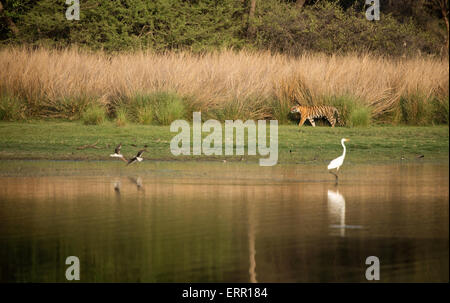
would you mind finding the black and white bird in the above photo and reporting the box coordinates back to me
[110,143,123,157]
[127,149,146,166]
[110,143,127,162]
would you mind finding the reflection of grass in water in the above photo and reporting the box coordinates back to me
[1,165,448,282]
[4,192,238,282]
[0,121,448,164]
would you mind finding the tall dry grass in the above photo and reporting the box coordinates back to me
[0,47,448,124]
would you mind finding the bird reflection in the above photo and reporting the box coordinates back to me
[113,180,121,195]
[327,189,346,237]
[128,176,144,191]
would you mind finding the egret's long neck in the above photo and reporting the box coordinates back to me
[341,140,346,157]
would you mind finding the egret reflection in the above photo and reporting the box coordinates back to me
[327,189,346,237]
[327,189,363,236]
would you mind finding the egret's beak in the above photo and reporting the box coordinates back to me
[345,138,350,142]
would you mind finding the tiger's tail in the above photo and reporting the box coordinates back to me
[334,108,342,126]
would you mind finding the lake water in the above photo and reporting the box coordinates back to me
[0,160,448,282]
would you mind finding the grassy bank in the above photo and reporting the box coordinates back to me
[0,121,447,164]
[0,47,448,126]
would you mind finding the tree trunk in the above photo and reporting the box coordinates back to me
[0,1,19,36]
[247,0,256,38]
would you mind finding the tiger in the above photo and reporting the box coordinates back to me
[290,104,341,127]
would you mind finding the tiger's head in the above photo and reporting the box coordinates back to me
[290,105,301,113]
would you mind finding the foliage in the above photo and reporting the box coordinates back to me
[395,94,450,125]
[271,97,294,125]
[0,0,446,55]
[82,104,106,125]
[322,95,372,127]
[2,0,245,52]
[114,107,128,127]
[252,1,443,56]
[0,48,447,126]
[125,92,186,125]
[151,92,186,125]
[0,94,26,121]
[348,106,371,127]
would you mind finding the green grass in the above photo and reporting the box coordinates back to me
[0,121,447,164]
[323,95,372,127]
[136,105,153,125]
[0,95,26,121]
[2,88,448,127]
[348,107,371,127]
[125,92,186,125]
[114,107,129,127]
[152,92,186,125]
[81,105,106,125]
[271,97,293,125]
[394,94,450,126]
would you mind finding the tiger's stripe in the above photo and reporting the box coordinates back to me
[290,104,341,127]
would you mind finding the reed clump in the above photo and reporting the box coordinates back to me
[114,107,129,127]
[0,94,26,121]
[121,92,186,125]
[82,104,106,125]
[0,47,448,126]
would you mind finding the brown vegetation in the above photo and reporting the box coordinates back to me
[0,47,448,125]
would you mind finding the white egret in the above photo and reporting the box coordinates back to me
[327,138,350,184]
